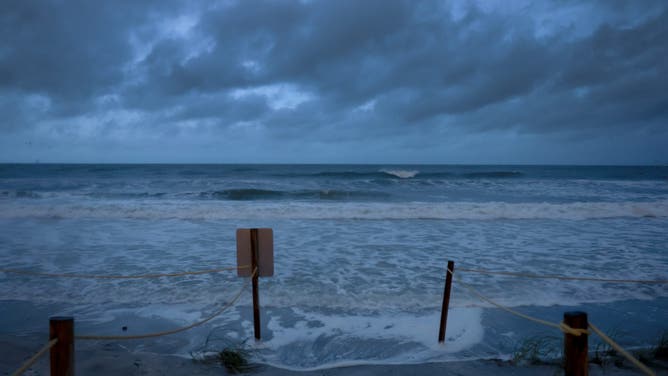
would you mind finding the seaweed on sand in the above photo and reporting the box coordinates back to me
[190,328,256,374]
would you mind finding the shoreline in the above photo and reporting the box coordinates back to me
[2,299,667,375]
[3,341,662,376]
[3,331,666,376]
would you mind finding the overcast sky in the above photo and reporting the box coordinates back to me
[1,0,667,164]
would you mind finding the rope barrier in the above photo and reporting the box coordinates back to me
[447,268,656,375]
[456,267,668,284]
[4,257,660,376]
[74,268,255,340]
[446,268,568,333]
[0,265,249,279]
[589,323,656,376]
[11,338,58,376]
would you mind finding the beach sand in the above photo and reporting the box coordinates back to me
[2,300,667,375]
[3,334,665,376]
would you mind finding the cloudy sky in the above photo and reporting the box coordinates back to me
[1,0,667,164]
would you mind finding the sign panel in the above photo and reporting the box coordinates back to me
[236,228,274,277]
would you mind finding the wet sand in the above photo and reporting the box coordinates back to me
[3,335,664,376]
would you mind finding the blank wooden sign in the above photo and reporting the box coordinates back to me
[236,228,274,277]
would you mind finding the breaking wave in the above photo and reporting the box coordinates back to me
[379,169,419,179]
[271,170,525,179]
[2,200,666,220]
[281,171,417,179]
[0,189,392,201]
[200,189,391,201]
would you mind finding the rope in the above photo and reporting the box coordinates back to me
[0,265,249,279]
[447,267,571,333]
[589,323,656,376]
[447,268,656,375]
[11,338,58,376]
[75,268,254,340]
[456,267,668,284]
[559,322,588,337]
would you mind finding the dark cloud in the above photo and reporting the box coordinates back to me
[1,1,144,99]
[0,0,666,163]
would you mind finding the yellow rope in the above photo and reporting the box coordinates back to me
[456,267,668,284]
[559,322,588,337]
[589,323,656,376]
[75,268,254,340]
[448,269,656,375]
[11,338,58,376]
[0,265,249,279]
[448,268,568,332]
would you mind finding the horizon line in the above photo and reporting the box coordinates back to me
[0,162,666,167]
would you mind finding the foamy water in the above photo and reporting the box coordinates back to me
[1,164,667,368]
[2,200,668,220]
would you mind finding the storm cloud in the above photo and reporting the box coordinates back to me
[1,0,667,163]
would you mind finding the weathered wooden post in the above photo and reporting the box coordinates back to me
[50,316,74,376]
[250,228,261,340]
[237,228,274,341]
[564,311,588,376]
[438,260,455,343]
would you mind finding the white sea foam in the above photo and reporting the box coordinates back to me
[2,165,667,368]
[2,212,666,367]
[78,304,203,325]
[254,308,484,369]
[380,169,419,178]
[2,200,667,220]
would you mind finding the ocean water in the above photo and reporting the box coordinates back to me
[1,164,667,368]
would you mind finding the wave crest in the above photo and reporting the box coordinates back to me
[2,200,666,220]
[199,189,390,201]
[380,169,419,179]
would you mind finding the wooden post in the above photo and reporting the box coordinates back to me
[250,228,261,340]
[438,260,455,343]
[564,311,588,376]
[50,316,74,376]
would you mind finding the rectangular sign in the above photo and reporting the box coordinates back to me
[236,228,274,277]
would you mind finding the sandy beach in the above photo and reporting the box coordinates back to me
[3,332,667,376]
[3,346,663,375]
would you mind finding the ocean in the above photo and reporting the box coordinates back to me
[1,164,667,369]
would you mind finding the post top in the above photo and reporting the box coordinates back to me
[563,311,587,318]
[49,316,74,321]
